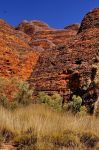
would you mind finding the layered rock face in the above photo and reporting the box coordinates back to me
[16,20,80,47]
[29,28,99,95]
[0,17,80,79]
[0,19,40,79]
[28,8,99,98]
[0,8,99,100]
[64,24,80,31]
[78,8,99,33]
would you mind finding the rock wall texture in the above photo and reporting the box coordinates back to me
[0,19,40,79]
[0,8,99,100]
[28,8,99,98]
[78,8,99,33]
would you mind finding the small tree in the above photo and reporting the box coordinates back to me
[0,77,34,109]
[14,80,33,106]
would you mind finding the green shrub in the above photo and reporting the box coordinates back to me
[0,78,34,109]
[14,81,33,106]
[79,106,88,116]
[0,95,19,110]
[38,92,51,104]
[9,101,19,110]
[62,103,69,112]
[51,94,62,110]
[38,92,62,111]
[0,95,9,109]
[67,95,82,113]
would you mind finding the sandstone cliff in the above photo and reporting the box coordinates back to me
[0,8,99,100]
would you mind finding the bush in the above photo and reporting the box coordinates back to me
[0,95,19,110]
[14,80,33,106]
[9,101,19,110]
[38,92,62,111]
[0,95,9,109]
[38,92,51,104]
[51,94,62,110]
[0,78,34,109]
[67,95,82,113]
[79,106,88,116]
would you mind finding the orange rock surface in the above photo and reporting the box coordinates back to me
[0,19,40,79]
[0,8,99,98]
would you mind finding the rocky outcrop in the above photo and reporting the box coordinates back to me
[29,8,99,99]
[64,24,80,31]
[32,29,78,46]
[78,8,99,33]
[16,20,52,33]
[16,21,79,46]
[29,28,99,95]
[29,39,55,50]
[0,8,99,101]
[0,19,40,79]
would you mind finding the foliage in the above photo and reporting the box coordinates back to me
[0,78,33,110]
[79,106,88,116]
[0,95,9,109]
[9,101,19,110]
[67,95,82,113]
[14,80,33,106]
[38,92,62,110]
[50,94,62,110]
[38,92,51,104]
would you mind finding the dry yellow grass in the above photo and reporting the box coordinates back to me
[0,104,99,137]
[0,104,99,150]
